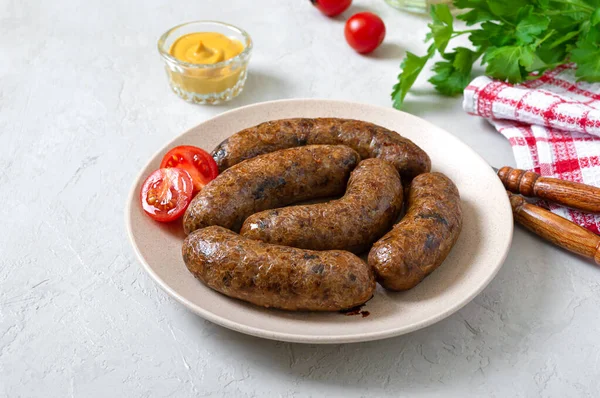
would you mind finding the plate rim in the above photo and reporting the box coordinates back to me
[125,98,514,344]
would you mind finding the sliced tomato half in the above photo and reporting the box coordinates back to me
[160,145,219,193]
[140,168,193,222]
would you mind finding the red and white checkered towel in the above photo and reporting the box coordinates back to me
[463,64,600,234]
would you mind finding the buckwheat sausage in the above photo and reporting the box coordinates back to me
[240,158,403,253]
[182,226,375,311]
[212,118,431,180]
[368,172,462,291]
[183,145,360,235]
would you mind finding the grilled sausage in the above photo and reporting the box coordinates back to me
[368,172,462,291]
[183,145,360,234]
[240,158,403,253]
[212,118,431,180]
[182,226,375,311]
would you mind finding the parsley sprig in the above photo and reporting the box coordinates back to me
[392,0,600,109]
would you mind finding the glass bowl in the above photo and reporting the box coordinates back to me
[158,21,253,105]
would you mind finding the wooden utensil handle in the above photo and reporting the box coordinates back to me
[508,192,600,265]
[498,166,600,213]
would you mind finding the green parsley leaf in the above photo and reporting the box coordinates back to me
[392,47,435,109]
[469,22,515,48]
[431,3,453,26]
[592,8,600,25]
[518,46,536,69]
[515,12,551,44]
[551,0,596,12]
[484,46,536,82]
[525,50,549,72]
[487,0,524,20]
[457,8,494,26]
[537,40,568,64]
[429,61,470,96]
[582,20,600,42]
[571,36,600,81]
[429,48,478,95]
[453,0,488,8]
[453,47,479,73]
[548,15,586,32]
[428,5,454,52]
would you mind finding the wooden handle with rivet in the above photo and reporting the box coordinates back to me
[508,191,600,265]
[498,166,600,213]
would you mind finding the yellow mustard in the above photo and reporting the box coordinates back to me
[167,32,246,96]
[169,32,244,64]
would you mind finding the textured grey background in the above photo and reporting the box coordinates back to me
[1,0,599,396]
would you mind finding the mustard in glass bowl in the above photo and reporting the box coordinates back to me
[158,21,253,104]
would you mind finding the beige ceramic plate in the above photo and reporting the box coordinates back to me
[126,99,513,344]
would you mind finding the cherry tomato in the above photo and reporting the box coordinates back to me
[140,168,193,223]
[160,145,219,193]
[344,12,386,54]
[310,0,352,17]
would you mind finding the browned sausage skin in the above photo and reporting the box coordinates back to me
[368,172,462,291]
[182,226,375,311]
[212,118,431,181]
[240,158,403,253]
[183,145,360,235]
